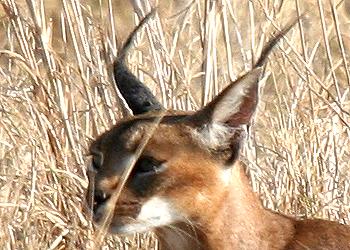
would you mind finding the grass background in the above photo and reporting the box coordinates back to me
[0,0,349,249]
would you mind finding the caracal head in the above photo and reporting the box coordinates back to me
[87,67,263,235]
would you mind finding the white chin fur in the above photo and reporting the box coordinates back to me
[220,167,233,186]
[110,222,153,235]
[111,197,181,234]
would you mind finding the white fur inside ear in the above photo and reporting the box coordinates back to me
[192,122,236,150]
[212,68,262,123]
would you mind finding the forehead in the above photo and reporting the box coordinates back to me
[89,112,191,153]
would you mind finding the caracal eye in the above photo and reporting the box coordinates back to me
[134,156,167,176]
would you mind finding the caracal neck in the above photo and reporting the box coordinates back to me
[156,163,296,250]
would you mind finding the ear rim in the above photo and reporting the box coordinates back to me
[113,10,164,116]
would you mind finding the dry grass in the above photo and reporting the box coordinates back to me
[0,0,349,249]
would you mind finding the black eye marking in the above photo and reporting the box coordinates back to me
[93,190,110,213]
[91,152,103,171]
[128,156,167,196]
[94,190,109,204]
[134,156,167,177]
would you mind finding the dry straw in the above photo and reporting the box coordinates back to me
[0,0,349,249]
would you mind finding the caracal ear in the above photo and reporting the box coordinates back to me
[114,10,164,115]
[189,17,299,128]
[186,19,298,163]
[191,67,263,127]
[187,67,263,164]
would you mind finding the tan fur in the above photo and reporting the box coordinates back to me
[87,111,350,249]
[87,12,350,250]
